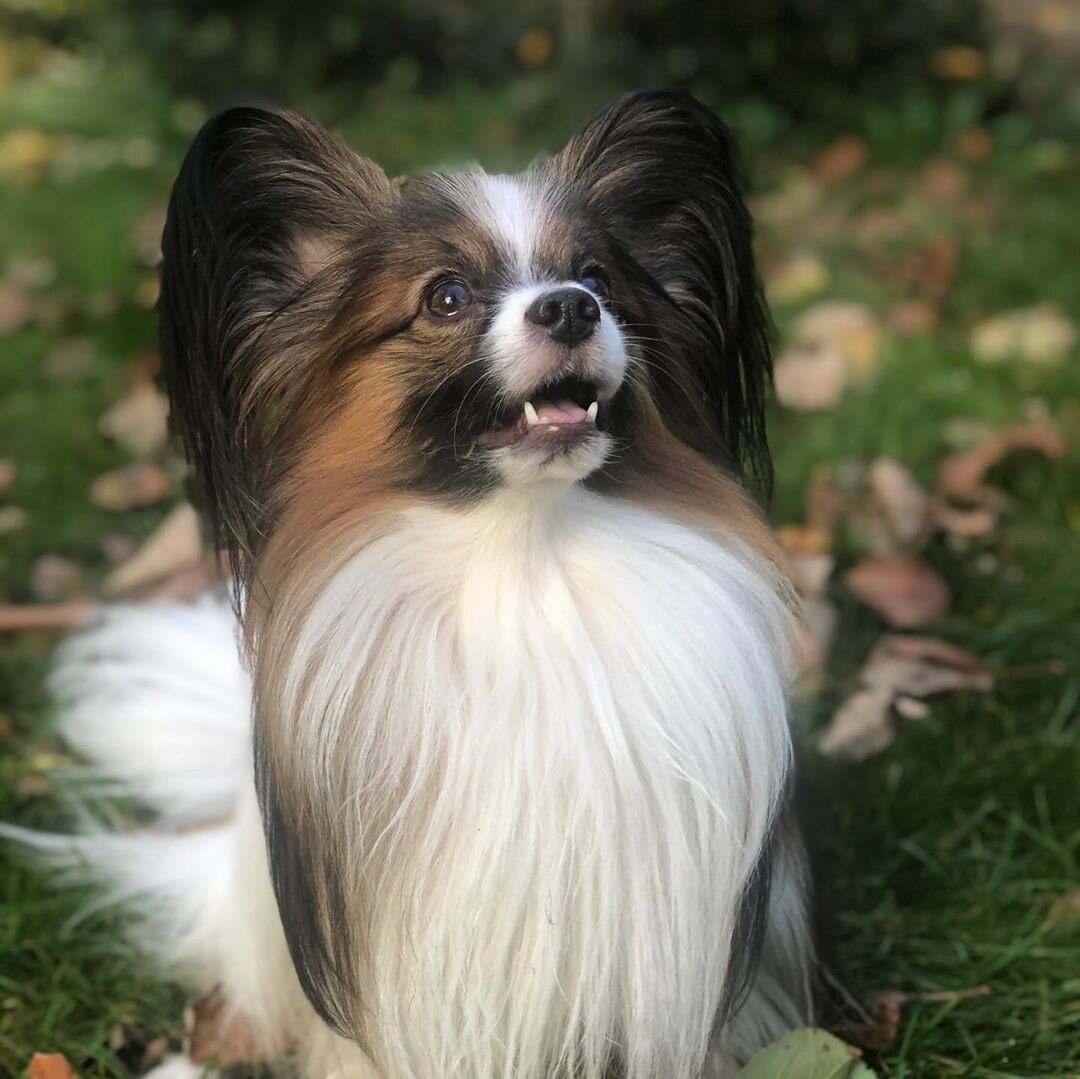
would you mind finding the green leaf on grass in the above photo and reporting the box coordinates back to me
[739,1028,877,1078]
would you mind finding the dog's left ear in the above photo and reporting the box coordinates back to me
[547,89,772,495]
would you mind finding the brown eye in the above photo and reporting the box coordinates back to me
[427,279,472,317]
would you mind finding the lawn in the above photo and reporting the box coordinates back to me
[1,43,1078,1079]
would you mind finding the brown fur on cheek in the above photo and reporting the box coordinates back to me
[613,373,787,571]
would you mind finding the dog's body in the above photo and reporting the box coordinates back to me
[5,91,818,1076]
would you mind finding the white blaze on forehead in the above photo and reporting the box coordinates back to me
[476,173,548,282]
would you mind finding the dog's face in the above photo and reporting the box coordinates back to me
[312,171,635,491]
[160,91,772,579]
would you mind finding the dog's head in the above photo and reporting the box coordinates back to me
[160,90,772,585]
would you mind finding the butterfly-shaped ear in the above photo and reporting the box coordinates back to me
[159,107,398,575]
[546,90,772,495]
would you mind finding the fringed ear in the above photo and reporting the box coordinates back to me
[546,90,773,497]
[159,107,397,582]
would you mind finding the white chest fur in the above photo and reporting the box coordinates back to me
[267,484,797,1079]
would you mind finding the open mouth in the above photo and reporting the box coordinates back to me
[477,375,603,450]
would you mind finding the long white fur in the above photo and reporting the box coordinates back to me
[262,482,806,1077]
[3,483,812,1077]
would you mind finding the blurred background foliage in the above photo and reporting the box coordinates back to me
[2,0,1080,170]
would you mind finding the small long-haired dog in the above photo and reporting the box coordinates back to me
[7,91,819,1077]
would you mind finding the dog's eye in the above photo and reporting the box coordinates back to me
[578,268,608,299]
[427,279,472,318]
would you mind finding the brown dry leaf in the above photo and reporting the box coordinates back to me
[861,635,993,697]
[846,555,951,628]
[931,45,987,80]
[887,299,939,338]
[913,236,959,301]
[0,458,15,494]
[188,987,290,1066]
[937,423,1067,502]
[774,302,883,412]
[853,458,932,555]
[813,134,868,187]
[30,556,89,602]
[971,303,1076,366]
[104,502,202,596]
[817,687,896,760]
[99,377,170,458]
[773,351,848,412]
[27,1052,80,1079]
[930,499,998,537]
[89,464,170,511]
[805,465,846,536]
[956,126,993,162]
[818,636,991,760]
[843,991,903,1052]
[0,601,99,633]
[915,157,970,204]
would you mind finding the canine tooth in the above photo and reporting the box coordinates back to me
[524,401,540,425]
[586,401,599,421]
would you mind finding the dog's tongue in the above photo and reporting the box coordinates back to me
[533,398,588,424]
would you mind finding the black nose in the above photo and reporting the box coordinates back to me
[525,287,601,346]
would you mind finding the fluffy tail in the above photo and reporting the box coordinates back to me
[0,593,254,986]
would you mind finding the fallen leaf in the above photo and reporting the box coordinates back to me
[915,157,969,204]
[774,302,883,412]
[971,304,1075,366]
[27,1051,79,1079]
[852,458,931,555]
[43,337,97,381]
[931,45,986,80]
[817,687,896,760]
[805,465,846,536]
[0,506,28,535]
[913,236,959,301]
[0,458,15,494]
[845,555,951,628]
[739,1027,876,1077]
[955,126,993,162]
[813,134,868,187]
[98,377,170,458]
[0,280,32,334]
[843,984,990,1053]
[861,635,993,697]
[887,299,938,337]
[818,636,992,760]
[30,556,89,602]
[104,502,203,596]
[930,499,998,537]
[751,170,824,230]
[89,464,170,511]
[0,713,14,746]
[773,350,849,412]
[936,423,1066,501]
[767,252,831,305]
[0,601,99,633]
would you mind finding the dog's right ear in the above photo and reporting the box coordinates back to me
[159,107,397,583]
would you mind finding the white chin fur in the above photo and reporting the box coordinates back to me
[4,487,814,1078]
[489,429,614,484]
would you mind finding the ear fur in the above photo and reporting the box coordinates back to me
[546,90,773,496]
[159,107,397,582]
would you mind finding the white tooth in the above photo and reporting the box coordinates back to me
[524,401,540,425]
[586,401,599,421]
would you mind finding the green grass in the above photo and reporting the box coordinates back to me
[1,46,1078,1079]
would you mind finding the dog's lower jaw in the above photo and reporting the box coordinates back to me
[249,483,814,1077]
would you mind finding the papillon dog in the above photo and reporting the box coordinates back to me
[8,90,819,1077]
